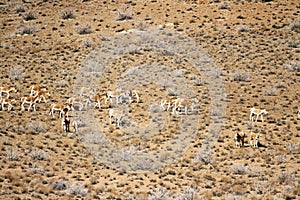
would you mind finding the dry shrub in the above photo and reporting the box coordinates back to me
[27,122,47,134]
[16,24,38,35]
[23,10,36,21]
[231,70,250,82]
[6,148,20,161]
[61,9,75,19]
[230,163,249,175]
[75,23,93,35]
[193,149,212,164]
[219,2,229,9]
[237,25,250,32]
[14,4,26,13]
[29,148,50,161]
[67,182,88,196]
[51,179,68,190]
[289,17,300,31]
[285,61,300,72]
[148,188,170,200]
[278,171,295,185]
[116,5,133,21]
[82,38,93,48]
[10,65,25,80]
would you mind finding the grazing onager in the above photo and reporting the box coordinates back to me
[109,109,124,127]
[21,96,40,111]
[105,91,124,105]
[91,94,107,110]
[35,90,51,103]
[249,107,268,122]
[0,86,17,98]
[234,131,246,148]
[128,89,140,103]
[250,132,260,148]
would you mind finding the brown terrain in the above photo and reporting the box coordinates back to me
[0,0,299,199]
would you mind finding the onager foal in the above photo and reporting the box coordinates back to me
[250,132,260,148]
[249,107,268,122]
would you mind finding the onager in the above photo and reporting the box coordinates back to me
[109,109,124,127]
[249,107,268,122]
[128,89,140,103]
[105,91,124,105]
[234,131,246,148]
[0,86,17,98]
[250,132,260,148]
[0,97,17,111]
[172,98,197,115]
[49,103,71,118]
[91,94,107,110]
[29,85,47,97]
[35,90,51,103]
[61,116,78,133]
[21,96,40,111]
[161,97,178,111]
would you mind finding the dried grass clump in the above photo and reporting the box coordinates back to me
[193,149,212,164]
[289,17,300,31]
[67,182,88,196]
[51,179,68,191]
[231,70,250,82]
[29,148,50,161]
[116,6,133,21]
[75,23,93,35]
[278,171,295,185]
[219,2,229,9]
[23,10,36,21]
[16,24,38,35]
[61,9,75,20]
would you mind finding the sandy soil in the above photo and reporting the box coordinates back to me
[0,0,299,199]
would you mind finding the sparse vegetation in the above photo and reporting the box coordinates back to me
[6,148,20,161]
[51,179,68,190]
[10,65,25,80]
[67,182,88,196]
[289,17,300,31]
[27,122,47,134]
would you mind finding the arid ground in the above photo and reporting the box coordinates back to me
[0,0,299,199]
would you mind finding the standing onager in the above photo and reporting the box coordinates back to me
[0,98,17,111]
[0,86,17,98]
[250,132,260,148]
[21,96,40,111]
[249,107,268,122]
[109,109,124,127]
[49,103,71,118]
[29,85,48,97]
[61,116,78,133]
[105,91,124,105]
[234,131,246,148]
